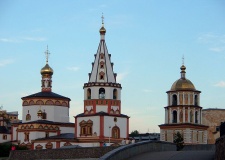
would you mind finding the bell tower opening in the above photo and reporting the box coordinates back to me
[172,110,177,123]
[113,89,117,100]
[87,88,91,99]
[99,88,105,99]
[194,95,198,106]
[172,95,177,106]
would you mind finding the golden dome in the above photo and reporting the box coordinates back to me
[37,109,42,114]
[170,64,196,91]
[171,78,196,91]
[99,26,106,34]
[41,64,53,75]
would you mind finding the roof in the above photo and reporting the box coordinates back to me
[75,111,129,118]
[0,126,10,133]
[88,23,117,83]
[22,91,70,100]
[170,78,196,91]
[35,133,75,140]
[21,120,74,125]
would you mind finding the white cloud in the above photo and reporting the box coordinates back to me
[214,81,225,87]
[0,59,14,67]
[197,33,225,53]
[22,37,46,42]
[209,47,225,53]
[0,38,21,43]
[0,36,46,43]
[116,72,129,82]
[66,66,79,71]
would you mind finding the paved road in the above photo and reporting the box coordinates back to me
[127,151,215,160]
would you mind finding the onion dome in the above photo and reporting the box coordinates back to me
[170,65,196,91]
[37,109,43,117]
[99,26,106,34]
[40,64,53,76]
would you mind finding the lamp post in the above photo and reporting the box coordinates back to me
[109,126,111,146]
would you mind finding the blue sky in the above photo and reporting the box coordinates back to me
[1,0,225,133]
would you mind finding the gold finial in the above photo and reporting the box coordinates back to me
[45,45,50,64]
[101,13,104,26]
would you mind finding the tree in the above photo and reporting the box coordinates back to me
[173,132,184,151]
[130,130,139,137]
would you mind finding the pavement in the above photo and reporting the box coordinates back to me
[127,151,215,160]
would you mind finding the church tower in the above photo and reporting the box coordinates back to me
[159,61,208,144]
[11,47,74,150]
[75,16,129,147]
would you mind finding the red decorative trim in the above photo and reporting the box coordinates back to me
[75,117,77,138]
[56,141,60,148]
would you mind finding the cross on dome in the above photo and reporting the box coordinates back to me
[45,45,50,64]
[101,13,104,25]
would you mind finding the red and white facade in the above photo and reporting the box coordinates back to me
[74,19,130,146]
[159,64,208,144]
[11,48,74,149]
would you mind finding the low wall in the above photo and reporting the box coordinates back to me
[182,144,215,151]
[215,135,225,160]
[99,141,176,160]
[8,146,118,160]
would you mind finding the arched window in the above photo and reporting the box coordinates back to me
[112,126,120,139]
[172,110,177,123]
[99,71,105,80]
[194,95,198,106]
[172,95,177,106]
[87,88,91,99]
[79,120,93,136]
[100,61,104,69]
[99,88,105,99]
[195,111,198,123]
[113,89,117,100]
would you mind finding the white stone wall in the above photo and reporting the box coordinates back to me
[104,116,127,138]
[12,126,17,141]
[60,126,74,134]
[22,105,69,123]
[96,105,108,112]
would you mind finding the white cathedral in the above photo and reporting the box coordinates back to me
[9,17,130,149]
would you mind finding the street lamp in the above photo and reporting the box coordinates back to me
[109,126,111,146]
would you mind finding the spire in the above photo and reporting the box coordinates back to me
[99,13,106,39]
[180,56,186,79]
[88,16,117,83]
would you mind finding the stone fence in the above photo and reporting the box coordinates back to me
[215,135,225,160]
[99,141,176,160]
[8,146,117,160]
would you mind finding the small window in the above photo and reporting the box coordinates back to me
[100,53,104,59]
[45,132,49,138]
[3,135,7,140]
[99,71,105,80]
[195,111,198,123]
[42,111,47,119]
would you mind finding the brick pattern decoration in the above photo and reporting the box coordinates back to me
[8,146,118,160]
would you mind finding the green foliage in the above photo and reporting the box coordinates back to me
[173,132,184,151]
[130,130,139,137]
